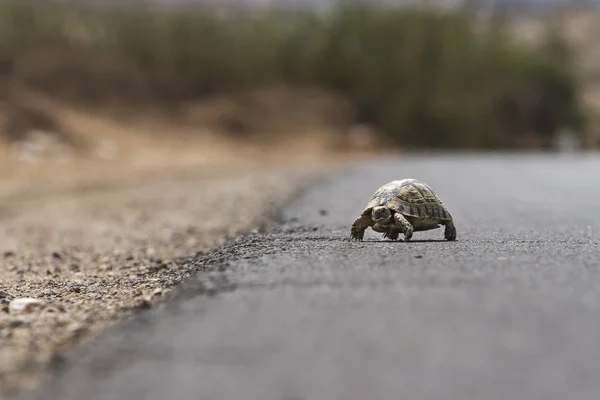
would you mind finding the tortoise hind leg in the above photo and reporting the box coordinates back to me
[383,229,400,241]
[350,214,373,241]
[393,213,413,241]
[444,221,457,241]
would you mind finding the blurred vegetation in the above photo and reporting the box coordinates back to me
[0,0,587,149]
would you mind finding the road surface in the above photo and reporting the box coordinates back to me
[16,154,600,400]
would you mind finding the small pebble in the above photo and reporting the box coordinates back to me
[136,298,152,310]
[9,319,27,328]
[0,291,13,305]
[69,264,80,272]
[9,298,47,314]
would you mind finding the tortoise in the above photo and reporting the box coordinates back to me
[350,178,456,242]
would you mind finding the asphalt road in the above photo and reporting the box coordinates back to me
[16,154,600,400]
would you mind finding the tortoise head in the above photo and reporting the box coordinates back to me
[371,206,392,223]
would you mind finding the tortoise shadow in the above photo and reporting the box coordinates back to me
[294,237,451,243]
[368,239,451,243]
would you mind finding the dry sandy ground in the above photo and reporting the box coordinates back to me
[0,106,360,396]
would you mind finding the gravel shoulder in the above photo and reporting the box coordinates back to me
[0,159,333,396]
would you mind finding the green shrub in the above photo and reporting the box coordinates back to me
[0,0,585,148]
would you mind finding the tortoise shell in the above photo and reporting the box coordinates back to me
[363,178,452,221]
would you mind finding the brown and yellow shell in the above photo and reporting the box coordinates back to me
[363,178,452,221]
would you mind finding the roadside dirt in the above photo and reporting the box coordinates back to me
[0,163,326,396]
[0,95,365,396]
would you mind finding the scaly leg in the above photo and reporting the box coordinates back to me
[444,220,457,241]
[393,213,413,241]
[350,214,373,241]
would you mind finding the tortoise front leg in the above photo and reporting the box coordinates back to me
[350,214,372,241]
[393,213,413,241]
[444,221,457,241]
